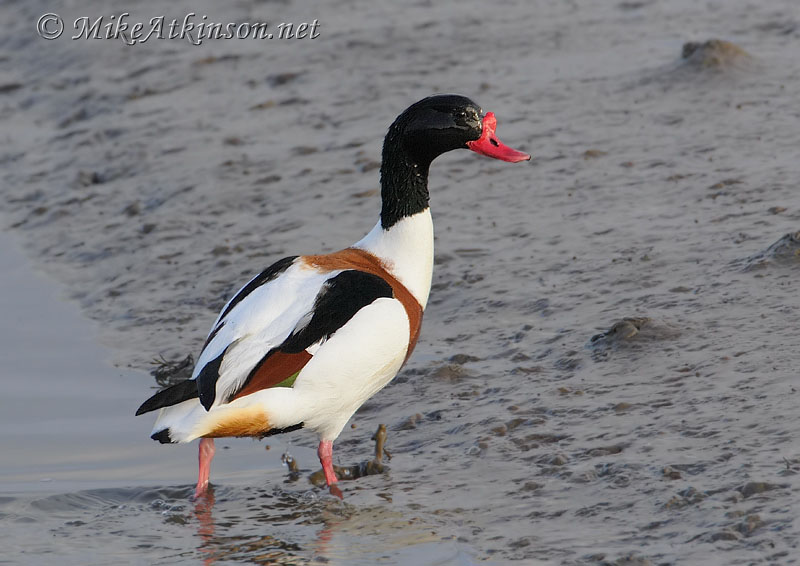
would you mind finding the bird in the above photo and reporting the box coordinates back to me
[136,94,530,498]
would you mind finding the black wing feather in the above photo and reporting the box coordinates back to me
[196,348,227,411]
[281,270,393,353]
[135,379,198,416]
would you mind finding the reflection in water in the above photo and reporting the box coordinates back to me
[191,483,353,564]
[193,486,313,565]
[190,425,420,563]
[2,458,480,564]
[187,481,452,565]
[194,487,216,565]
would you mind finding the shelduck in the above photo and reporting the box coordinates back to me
[136,94,530,497]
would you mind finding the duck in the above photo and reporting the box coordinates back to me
[136,94,530,498]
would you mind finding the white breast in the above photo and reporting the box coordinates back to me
[353,209,434,309]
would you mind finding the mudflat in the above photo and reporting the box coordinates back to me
[1,0,798,564]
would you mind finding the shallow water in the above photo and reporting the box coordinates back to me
[2,0,799,564]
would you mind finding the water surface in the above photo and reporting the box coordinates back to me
[1,0,799,564]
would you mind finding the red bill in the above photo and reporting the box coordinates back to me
[467,112,530,162]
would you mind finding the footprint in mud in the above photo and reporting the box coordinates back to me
[740,231,800,271]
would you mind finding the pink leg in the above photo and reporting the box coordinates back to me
[317,440,338,486]
[195,438,216,499]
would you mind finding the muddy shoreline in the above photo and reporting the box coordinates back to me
[2,0,799,564]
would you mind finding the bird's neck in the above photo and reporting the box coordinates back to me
[379,128,433,230]
[355,129,437,308]
[354,209,434,310]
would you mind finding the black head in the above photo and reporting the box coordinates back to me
[386,94,484,166]
[379,94,529,228]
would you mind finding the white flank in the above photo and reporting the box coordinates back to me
[290,297,410,439]
[153,297,410,443]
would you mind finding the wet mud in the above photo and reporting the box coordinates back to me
[2,0,800,564]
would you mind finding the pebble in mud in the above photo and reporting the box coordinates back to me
[737,481,785,498]
[588,317,682,361]
[735,514,764,536]
[661,466,682,480]
[589,317,650,348]
[681,39,752,68]
[592,317,650,342]
[449,353,481,364]
[742,231,800,271]
[545,453,569,466]
[396,413,424,430]
[583,149,608,159]
[431,363,470,381]
[662,487,706,510]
